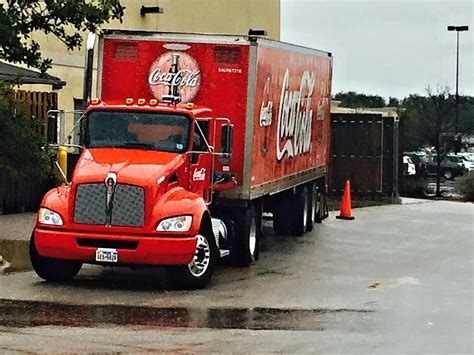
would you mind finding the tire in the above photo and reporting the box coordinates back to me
[307,183,320,232]
[443,169,453,180]
[289,186,309,236]
[317,189,327,222]
[170,229,218,290]
[29,233,82,282]
[230,204,259,267]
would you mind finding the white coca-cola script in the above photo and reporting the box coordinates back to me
[148,69,200,87]
[276,69,315,161]
[147,51,201,103]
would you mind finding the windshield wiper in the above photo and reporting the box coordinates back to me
[116,142,156,150]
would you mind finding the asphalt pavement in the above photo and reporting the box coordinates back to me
[0,200,473,353]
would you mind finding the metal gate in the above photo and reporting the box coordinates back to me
[329,113,398,198]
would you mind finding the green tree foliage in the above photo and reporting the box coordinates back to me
[455,171,474,201]
[0,84,51,179]
[458,95,474,134]
[388,97,400,107]
[0,0,124,73]
[334,91,386,108]
[398,87,473,153]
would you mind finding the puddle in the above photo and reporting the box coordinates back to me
[368,277,421,290]
[0,299,372,331]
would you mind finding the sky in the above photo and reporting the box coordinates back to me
[280,0,473,100]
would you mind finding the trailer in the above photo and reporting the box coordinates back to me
[30,30,333,289]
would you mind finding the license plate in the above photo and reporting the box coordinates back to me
[95,248,118,263]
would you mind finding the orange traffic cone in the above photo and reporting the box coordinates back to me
[336,180,355,220]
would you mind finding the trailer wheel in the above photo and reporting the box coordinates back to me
[29,233,82,282]
[289,186,309,236]
[318,188,328,222]
[170,227,218,290]
[230,204,260,266]
[307,183,320,232]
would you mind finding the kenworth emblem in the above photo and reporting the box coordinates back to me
[105,173,117,227]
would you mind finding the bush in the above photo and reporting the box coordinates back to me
[400,177,432,198]
[0,83,51,180]
[455,171,474,201]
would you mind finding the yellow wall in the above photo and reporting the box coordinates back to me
[23,0,279,137]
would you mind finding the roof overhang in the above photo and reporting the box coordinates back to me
[0,62,66,90]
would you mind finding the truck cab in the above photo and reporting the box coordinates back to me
[31,98,234,289]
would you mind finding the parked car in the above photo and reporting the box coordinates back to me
[457,153,474,171]
[403,155,416,176]
[426,155,467,180]
[405,152,429,178]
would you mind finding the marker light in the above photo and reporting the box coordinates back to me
[125,98,134,105]
[185,103,194,109]
[91,98,101,105]
[149,99,158,106]
[137,98,146,105]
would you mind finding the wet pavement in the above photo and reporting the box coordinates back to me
[0,200,473,353]
[0,299,372,331]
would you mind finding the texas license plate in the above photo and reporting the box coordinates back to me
[95,248,118,263]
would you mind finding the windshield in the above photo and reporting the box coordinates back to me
[86,111,190,153]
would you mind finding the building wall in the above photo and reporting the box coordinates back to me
[27,0,280,136]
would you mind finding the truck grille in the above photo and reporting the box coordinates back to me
[74,183,145,227]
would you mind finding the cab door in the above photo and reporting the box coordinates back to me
[188,120,213,202]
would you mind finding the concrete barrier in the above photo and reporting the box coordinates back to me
[0,212,36,273]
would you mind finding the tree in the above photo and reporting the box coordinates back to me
[388,97,400,107]
[0,83,51,179]
[0,0,124,73]
[398,86,455,196]
[0,1,125,192]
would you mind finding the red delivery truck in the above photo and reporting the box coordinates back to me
[30,30,332,289]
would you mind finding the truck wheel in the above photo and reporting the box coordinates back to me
[170,231,218,290]
[289,186,309,236]
[29,234,82,282]
[307,183,320,232]
[230,205,259,266]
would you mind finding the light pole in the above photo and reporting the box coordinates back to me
[447,25,469,137]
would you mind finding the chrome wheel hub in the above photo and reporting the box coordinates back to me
[303,194,308,229]
[188,234,211,277]
[249,219,257,256]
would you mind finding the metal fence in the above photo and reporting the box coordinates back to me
[329,113,399,199]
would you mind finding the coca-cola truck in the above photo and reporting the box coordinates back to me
[30,30,332,289]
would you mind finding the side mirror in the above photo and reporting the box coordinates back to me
[219,124,233,165]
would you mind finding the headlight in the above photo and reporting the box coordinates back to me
[156,216,192,232]
[38,207,63,226]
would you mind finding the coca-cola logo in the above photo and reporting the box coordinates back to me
[276,69,315,161]
[148,51,201,103]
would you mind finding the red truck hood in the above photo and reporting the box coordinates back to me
[73,148,184,186]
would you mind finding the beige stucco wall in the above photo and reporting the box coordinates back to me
[23,0,279,136]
